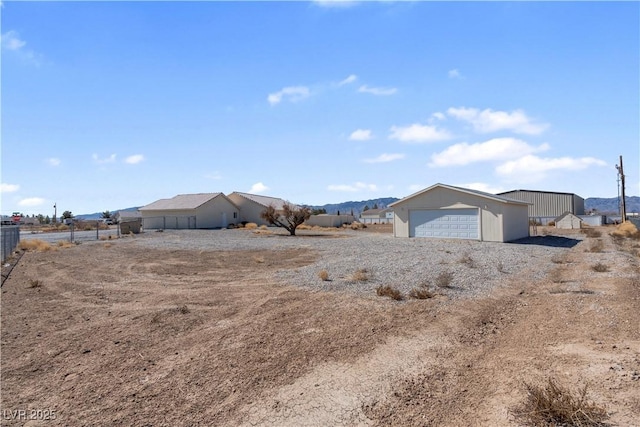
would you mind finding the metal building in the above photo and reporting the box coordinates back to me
[497,189,585,218]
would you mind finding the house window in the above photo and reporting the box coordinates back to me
[233,212,237,219]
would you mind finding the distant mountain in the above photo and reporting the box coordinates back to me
[307,197,400,217]
[585,196,640,215]
[76,207,142,220]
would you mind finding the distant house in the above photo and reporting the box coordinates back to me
[555,212,583,229]
[359,208,392,224]
[113,210,141,224]
[390,183,530,242]
[305,214,355,228]
[139,193,239,229]
[227,192,290,226]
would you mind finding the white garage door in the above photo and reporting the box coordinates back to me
[410,209,479,239]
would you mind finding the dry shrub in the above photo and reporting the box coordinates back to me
[244,223,258,230]
[551,255,566,264]
[253,256,265,264]
[582,227,602,238]
[409,288,436,299]
[317,270,330,281]
[591,263,609,273]
[350,221,365,230]
[18,239,53,252]
[297,224,312,230]
[28,279,41,288]
[57,240,74,248]
[104,242,112,248]
[511,377,608,427]
[458,254,475,267]
[547,221,556,227]
[350,268,370,282]
[177,305,190,314]
[588,240,604,253]
[376,285,403,300]
[253,229,273,235]
[259,224,268,230]
[435,271,454,288]
[611,221,640,239]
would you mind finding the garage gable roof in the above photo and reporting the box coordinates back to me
[140,193,227,211]
[229,192,290,210]
[554,211,583,223]
[389,183,530,207]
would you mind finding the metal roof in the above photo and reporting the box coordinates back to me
[139,193,224,211]
[229,192,290,210]
[498,189,583,199]
[389,183,531,207]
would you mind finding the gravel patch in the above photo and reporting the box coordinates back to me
[130,228,584,300]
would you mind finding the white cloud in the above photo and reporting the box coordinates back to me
[349,129,373,141]
[125,154,144,164]
[431,112,446,121]
[46,158,61,167]
[448,69,462,79]
[249,182,269,194]
[1,30,25,50]
[457,182,505,194]
[338,74,358,86]
[363,153,405,164]
[496,155,607,182]
[327,182,378,192]
[429,138,549,167]
[358,85,397,96]
[267,86,311,106]
[1,183,20,193]
[447,107,549,135]
[92,153,117,164]
[389,124,452,143]
[18,197,45,207]
[312,0,357,8]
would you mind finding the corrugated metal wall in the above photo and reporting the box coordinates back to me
[500,191,585,217]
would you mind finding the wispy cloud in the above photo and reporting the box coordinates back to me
[448,69,463,79]
[1,30,42,66]
[358,85,397,96]
[46,158,61,167]
[18,197,45,207]
[496,155,607,183]
[92,153,117,164]
[363,153,405,164]
[125,154,144,164]
[249,182,269,194]
[312,0,358,8]
[349,129,373,141]
[429,138,549,167]
[1,183,20,193]
[328,182,378,192]
[267,86,311,106]
[447,107,549,135]
[389,124,452,143]
[457,182,504,194]
[338,74,358,86]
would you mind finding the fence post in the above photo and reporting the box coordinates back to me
[96,221,99,240]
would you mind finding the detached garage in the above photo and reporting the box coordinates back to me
[139,193,239,230]
[390,183,530,242]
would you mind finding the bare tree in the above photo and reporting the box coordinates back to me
[260,202,311,236]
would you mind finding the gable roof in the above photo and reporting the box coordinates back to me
[228,192,289,210]
[498,189,583,198]
[554,211,583,222]
[389,183,530,207]
[140,193,228,211]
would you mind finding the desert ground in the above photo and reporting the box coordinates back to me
[1,225,639,426]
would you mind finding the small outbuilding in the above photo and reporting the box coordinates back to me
[389,183,530,242]
[227,192,290,226]
[555,212,583,229]
[139,193,239,229]
[360,208,392,224]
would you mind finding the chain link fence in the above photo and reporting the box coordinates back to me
[1,226,20,262]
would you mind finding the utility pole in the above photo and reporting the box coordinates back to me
[616,156,626,223]
[53,203,57,224]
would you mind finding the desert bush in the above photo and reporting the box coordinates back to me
[350,268,370,282]
[582,227,602,238]
[550,255,566,264]
[376,285,403,300]
[591,263,609,273]
[458,254,475,268]
[547,221,555,227]
[245,223,258,229]
[611,221,640,239]
[57,240,74,248]
[409,288,436,299]
[588,240,604,253]
[511,377,608,427]
[28,279,41,288]
[350,221,366,230]
[18,239,53,252]
[253,256,265,264]
[435,271,454,288]
[259,225,268,230]
[297,224,312,230]
[177,305,190,314]
[317,270,330,281]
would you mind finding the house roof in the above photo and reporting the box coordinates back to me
[140,193,227,211]
[554,211,583,222]
[360,208,391,217]
[498,189,583,199]
[389,183,531,207]
[228,192,290,210]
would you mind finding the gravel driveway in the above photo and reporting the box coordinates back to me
[129,228,583,300]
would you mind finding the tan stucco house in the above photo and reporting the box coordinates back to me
[139,193,239,229]
[389,183,530,242]
[227,192,290,226]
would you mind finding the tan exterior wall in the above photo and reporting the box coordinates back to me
[228,195,270,225]
[392,186,529,242]
[141,196,239,229]
[305,215,355,227]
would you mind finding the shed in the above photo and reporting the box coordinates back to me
[390,183,530,242]
[227,192,290,226]
[360,208,392,224]
[497,189,585,217]
[139,193,239,229]
[555,212,583,229]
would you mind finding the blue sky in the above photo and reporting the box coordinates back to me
[2,1,638,216]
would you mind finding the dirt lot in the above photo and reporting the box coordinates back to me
[1,227,639,426]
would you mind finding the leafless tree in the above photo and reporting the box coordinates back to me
[260,202,311,236]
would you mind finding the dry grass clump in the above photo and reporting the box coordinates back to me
[582,227,602,238]
[18,239,53,252]
[587,240,604,253]
[244,222,258,230]
[409,288,436,299]
[28,279,41,288]
[317,270,330,281]
[297,224,312,230]
[253,256,265,264]
[458,254,475,268]
[435,271,454,288]
[611,221,640,239]
[350,221,366,230]
[551,254,566,264]
[350,268,370,282]
[103,242,112,248]
[376,285,403,300]
[591,263,609,273]
[177,305,190,314]
[511,378,608,427]
[57,240,74,248]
